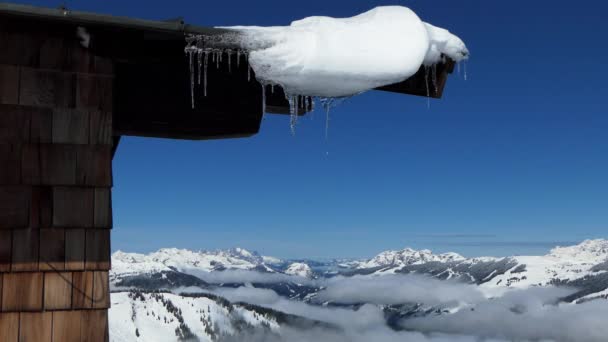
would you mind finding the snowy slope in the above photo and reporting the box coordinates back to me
[284,263,313,278]
[112,247,280,280]
[109,291,280,342]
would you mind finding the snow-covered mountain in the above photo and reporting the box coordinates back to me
[109,240,608,341]
[354,248,465,269]
[284,262,313,278]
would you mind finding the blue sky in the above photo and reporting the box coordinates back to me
[18,0,608,258]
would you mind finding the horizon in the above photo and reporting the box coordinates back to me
[111,238,604,261]
[14,0,608,259]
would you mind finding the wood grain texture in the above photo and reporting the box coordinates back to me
[81,309,108,342]
[52,108,90,144]
[92,271,110,309]
[39,228,65,271]
[94,188,112,228]
[19,68,75,108]
[43,272,72,310]
[89,110,112,145]
[53,187,94,228]
[65,229,85,271]
[19,312,52,342]
[76,74,113,112]
[85,229,110,270]
[52,310,83,342]
[1,273,43,311]
[0,312,19,342]
[72,271,93,309]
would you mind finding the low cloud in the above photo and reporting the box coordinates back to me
[182,268,312,285]
[314,274,484,305]
[180,269,606,342]
[403,287,608,342]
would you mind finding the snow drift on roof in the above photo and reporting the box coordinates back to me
[208,6,468,98]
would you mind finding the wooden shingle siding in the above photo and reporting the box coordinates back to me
[89,110,112,145]
[19,67,75,108]
[0,65,19,104]
[19,312,52,342]
[92,271,110,309]
[81,310,109,342]
[0,105,31,142]
[11,228,39,272]
[53,311,83,342]
[76,74,113,111]
[85,229,111,270]
[0,312,19,342]
[1,14,114,341]
[0,230,11,272]
[0,144,21,184]
[72,271,94,309]
[39,228,65,271]
[29,186,53,229]
[0,186,30,229]
[52,108,90,144]
[53,187,94,228]
[65,229,86,270]
[43,272,73,310]
[1,272,43,311]
[94,188,112,228]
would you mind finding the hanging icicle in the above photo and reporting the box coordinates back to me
[424,66,430,109]
[189,49,195,109]
[203,50,209,97]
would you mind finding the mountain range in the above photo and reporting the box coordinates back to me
[109,239,608,341]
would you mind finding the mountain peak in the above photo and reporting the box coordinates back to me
[358,247,465,269]
[548,239,608,262]
[285,262,313,278]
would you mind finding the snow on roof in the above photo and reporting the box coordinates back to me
[190,6,468,99]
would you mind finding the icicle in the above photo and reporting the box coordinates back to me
[197,50,202,85]
[216,51,220,69]
[457,62,461,76]
[203,51,209,97]
[247,64,251,82]
[236,50,241,68]
[271,84,275,94]
[227,50,232,73]
[431,64,438,95]
[261,84,266,119]
[464,61,468,81]
[189,50,195,109]
[287,94,299,135]
[322,98,332,141]
[424,66,430,109]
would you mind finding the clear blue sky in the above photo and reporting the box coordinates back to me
[18,0,608,258]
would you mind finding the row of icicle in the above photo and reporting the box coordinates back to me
[185,35,468,136]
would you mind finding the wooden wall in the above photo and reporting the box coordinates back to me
[0,18,112,342]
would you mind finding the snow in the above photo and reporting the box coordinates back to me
[357,247,465,269]
[190,6,468,99]
[111,247,280,280]
[285,262,313,278]
[109,292,279,342]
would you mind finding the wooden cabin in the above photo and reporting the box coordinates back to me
[0,2,456,341]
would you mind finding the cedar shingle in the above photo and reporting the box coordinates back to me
[0,186,30,229]
[43,272,72,310]
[1,273,43,311]
[11,228,39,272]
[39,228,65,271]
